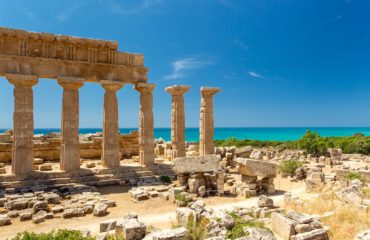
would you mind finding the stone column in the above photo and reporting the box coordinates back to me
[134,83,155,166]
[101,80,124,168]
[58,77,84,172]
[6,74,38,176]
[165,85,190,160]
[199,87,220,156]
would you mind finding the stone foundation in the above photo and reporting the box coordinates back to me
[0,162,175,190]
[0,131,139,164]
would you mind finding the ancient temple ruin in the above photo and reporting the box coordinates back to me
[0,27,220,189]
[0,27,154,177]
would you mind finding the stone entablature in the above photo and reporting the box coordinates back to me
[0,27,147,83]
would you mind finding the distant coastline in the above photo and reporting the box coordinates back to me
[1,127,370,142]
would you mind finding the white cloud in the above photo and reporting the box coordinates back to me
[105,0,166,15]
[56,2,84,22]
[20,7,43,25]
[248,71,266,79]
[233,39,249,50]
[219,0,235,8]
[164,57,213,80]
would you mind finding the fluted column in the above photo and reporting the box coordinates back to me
[101,80,124,168]
[165,85,190,160]
[58,77,84,172]
[135,83,155,166]
[199,87,220,156]
[6,74,38,176]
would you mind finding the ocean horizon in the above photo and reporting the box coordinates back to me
[1,127,370,142]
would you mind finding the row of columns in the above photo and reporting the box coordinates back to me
[166,85,220,159]
[5,74,155,177]
[5,74,218,176]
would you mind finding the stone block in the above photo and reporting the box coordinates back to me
[116,218,147,240]
[0,214,11,226]
[143,227,188,240]
[100,219,117,233]
[271,212,296,240]
[287,211,313,224]
[34,158,43,165]
[93,203,108,216]
[236,158,277,177]
[291,228,329,240]
[19,210,33,221]
[39,163,52,171]
[173,155,220,174]
[257,195,274,208]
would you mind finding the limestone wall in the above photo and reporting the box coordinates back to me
[0,131,139,163]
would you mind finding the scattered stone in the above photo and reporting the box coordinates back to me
[143,227,188,240]
[19,210,33,221]
[290,228,329,240]
[93,203,108,217]
[32,210,47,224]
[33,201,48,212]
[0,214,11,226]
[116,218,147,240]
[257,195,274,208]
[86,162,96,168]
[287,211,313,224]
[271,212,296,240]
[244,227,277,240]
[100,220,117,233]
[39,163,52,171]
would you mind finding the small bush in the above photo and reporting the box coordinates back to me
[185,213,208,240]
[278,160,303,176]
[363,188,370,199]
[345,172,366,183]
[175,193,187,204]
[12,230,95,240]
[160,175,172,183]
[226,211,269,239]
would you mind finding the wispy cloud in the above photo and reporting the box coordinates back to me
[218,0,235,8]
[344,0,351,4]
[56,2,84,22]
[20,7,43,25]
[248,71,266,79]
[233,39,249,50]
[164,57,213,80]
[105,0,166,15]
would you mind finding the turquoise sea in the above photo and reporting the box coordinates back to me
[1,127,370,142]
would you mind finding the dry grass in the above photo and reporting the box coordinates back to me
[285,191,370,240]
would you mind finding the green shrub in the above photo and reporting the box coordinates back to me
[159,175,172,184]
[278,160,303,176]
[12,230,95,240]
[226,211,270,239]
[175,193,187,204]
[345,172,366,183]
[184,213,208,240]
[215,131,370,156]
[362,188,370,199]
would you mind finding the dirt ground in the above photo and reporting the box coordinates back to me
[0,176,308,239]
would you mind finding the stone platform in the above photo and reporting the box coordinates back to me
[0,162,175,190]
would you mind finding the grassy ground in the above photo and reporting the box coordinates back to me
[285,192,370,240]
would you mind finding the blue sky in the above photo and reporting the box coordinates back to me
[0,0,370,128]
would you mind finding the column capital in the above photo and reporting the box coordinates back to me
[57,77,84,89]
[101,80,124,92]
[135,82,155,93]
[165,85,190,95]
[201,87,220,97]
[6,74,38,87]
